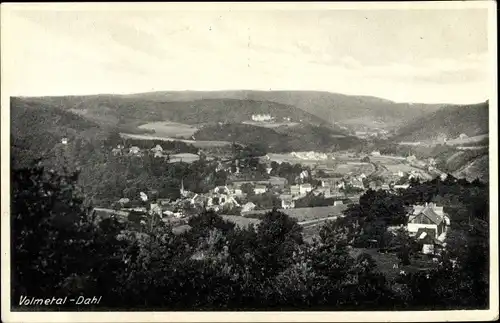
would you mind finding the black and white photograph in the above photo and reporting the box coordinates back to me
[1,2,498,322]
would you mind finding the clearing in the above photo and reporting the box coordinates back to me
[138,121,199,138]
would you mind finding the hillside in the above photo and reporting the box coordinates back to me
[11,97,105,168]
[193,123,362,153]
[393,101,489,143]
[14,95,327,128]
[124,90,445,130]
[453,154,489,183]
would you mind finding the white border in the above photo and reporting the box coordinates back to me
[1,2,498,322]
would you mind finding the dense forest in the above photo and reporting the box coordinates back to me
[194,123,360,153]
[11,163,489,310]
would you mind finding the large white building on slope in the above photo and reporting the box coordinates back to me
[251,114,274,122]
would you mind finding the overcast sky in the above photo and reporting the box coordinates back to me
[4,4,492,103]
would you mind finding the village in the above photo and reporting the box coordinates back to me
[95,138,453,261]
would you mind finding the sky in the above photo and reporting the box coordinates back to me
[3,4,492,104]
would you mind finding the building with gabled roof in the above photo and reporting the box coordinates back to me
[407,203,447,240]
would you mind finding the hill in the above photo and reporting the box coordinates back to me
[14,95,327,129]
[453,154,489,183]
[11,97,105,168]
[124,90,445,130]
[193,123,362,153]
[392,101,489,143]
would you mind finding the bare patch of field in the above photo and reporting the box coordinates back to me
[138,121,199,138]
[333,163,375,175]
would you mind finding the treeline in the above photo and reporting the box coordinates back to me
[11,165,489,310]
[105,132,199,154]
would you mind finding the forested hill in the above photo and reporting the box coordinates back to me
[124,90,445,129]
[13,95,327,127]
[392,101,489,142]
[11,97,106,169]
[193,123,362,152]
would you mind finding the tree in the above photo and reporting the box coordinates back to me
[11,164,126,307]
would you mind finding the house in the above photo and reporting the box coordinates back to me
[241,202,256,212]
[406,155,417,163]
[407,203,447,240]
[381,184,390,190]
[393,184,410,190]
[313,186,331,198]
[459,133,468,140]
[117,197,130,206]
[371,150,381,156]
[128,146,141,156]
[279,195,295,209]
[350,178,365,190]
[414,228,442,255]
[254,185,267,195]
[299,183,313,195]
[112,147,123,156]
[334,200,343,206]
[269,176,288,189]
[231,187,244,196]
[151,144,163,154]
[290,185,301,196]
[213,186,230,195]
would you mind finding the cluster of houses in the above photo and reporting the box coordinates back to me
[111,144,172,158]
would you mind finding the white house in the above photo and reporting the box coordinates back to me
[371,150,381,156]
[290,185,301,196]
[254,185,267,195]
[241,202,256,212]
[279,195,295,209]
[299,183,313,195]
[128,146,141,155]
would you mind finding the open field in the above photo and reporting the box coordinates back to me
[242,121,300,128]
[242,205,347,222]
[120,133,232,148]
[138,121,199,138]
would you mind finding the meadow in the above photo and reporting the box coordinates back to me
[333,162,375,175]
[138,121,199,138]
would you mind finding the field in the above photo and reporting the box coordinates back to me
[138,121,199,138]
[120,133,232,148]
[333,163,375,175]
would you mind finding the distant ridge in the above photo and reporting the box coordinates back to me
[392,101,489,143]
